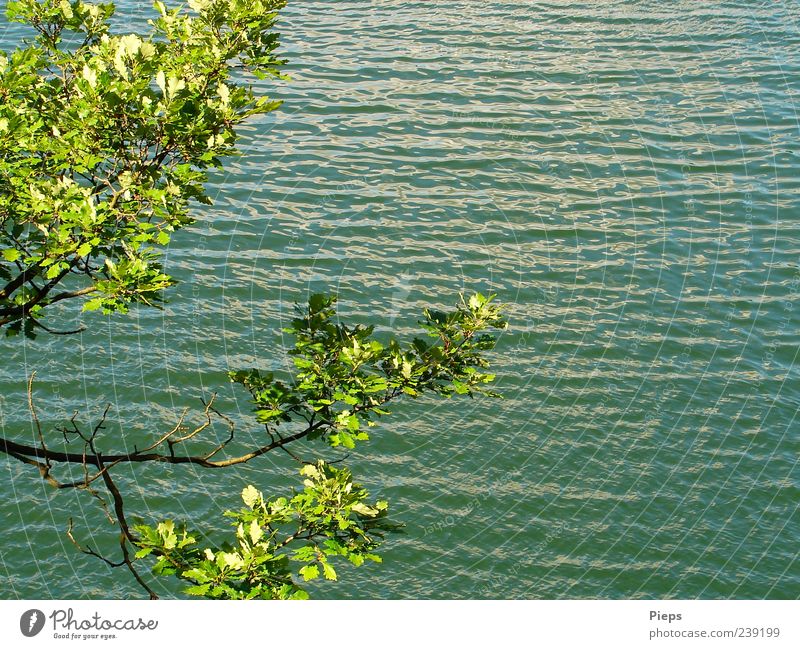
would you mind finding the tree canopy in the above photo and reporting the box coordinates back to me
[0,0,285,335]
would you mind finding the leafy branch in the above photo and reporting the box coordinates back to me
[1,293,507,598]
[0,0,287,335]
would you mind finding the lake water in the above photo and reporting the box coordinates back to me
[1,0,798,599]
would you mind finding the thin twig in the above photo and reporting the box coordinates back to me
[66,518,125,568]
[26,372,49,469]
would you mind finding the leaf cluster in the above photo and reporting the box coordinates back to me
[0,0,286,332]
[132,461,396,600]
[229,292,508,450]
[132,292,506,598]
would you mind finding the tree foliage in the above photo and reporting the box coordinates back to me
[134,462,394,600]
[0,0,285,334]
[0,0,509,600]
[126,292,506,598]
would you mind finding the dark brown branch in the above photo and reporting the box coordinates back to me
[29,318,87,335]
[0,262,74,322]
[4,448,62,489]
[0,418,326,469]
[98,458,135,544]
[0,262,42,301]
[95,440,159,599]
[43,283,97,305]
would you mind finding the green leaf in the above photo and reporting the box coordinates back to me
[249,519,263,544]
[321,562,337,581]
[45,264,62,280]
[184,584,211,597]
[157,520,175,539]
[299,464,321,479]
[82,298,104,312]
[351,502,379,517]
[299,565,319,581]
[182,568,212,584]
[2,249,20,263]
[221,552,244,569]
[242,485,261,508]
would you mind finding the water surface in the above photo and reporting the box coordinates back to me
[1,0,798,599]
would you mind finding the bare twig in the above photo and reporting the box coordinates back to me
[1,383,340,601]
[29,318,86,335]
[26,373,49,469]
[66,518,125,568]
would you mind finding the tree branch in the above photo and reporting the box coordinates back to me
[1,409,327,470]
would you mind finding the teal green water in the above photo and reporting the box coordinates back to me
[1,1,799,599]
